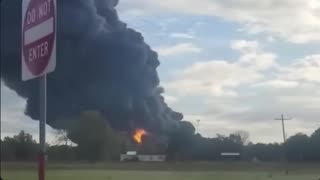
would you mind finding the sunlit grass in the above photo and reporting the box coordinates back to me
[3,169,319,180]
[2,163,320,180]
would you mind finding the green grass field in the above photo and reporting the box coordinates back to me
[2,162,320,180]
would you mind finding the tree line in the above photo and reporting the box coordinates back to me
[1,111,320,162]
[167,126,320,162]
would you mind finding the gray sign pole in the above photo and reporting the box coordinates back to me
[0,0,3,179]
[39,75,47,180]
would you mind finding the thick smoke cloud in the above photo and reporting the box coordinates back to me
[1,0,191,134]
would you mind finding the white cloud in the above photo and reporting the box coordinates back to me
[120,0,320,43]
[162,39,320,142]
[200,87,320,143]
[165,40,276,97]
[163,94,179,105]
[279,55,320,83]
[267,36,275,43]
[253,80,299,89]
[170,33,194,39]
[183,112,317,143]
[1,83,56,143]
[231,40,260,53]
[121,9,146,17]
[155,43,201,56]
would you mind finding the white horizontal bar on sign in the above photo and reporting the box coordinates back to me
[24,17,54,45]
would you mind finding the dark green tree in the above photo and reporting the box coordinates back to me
[309,128,320,161]
[67,111,124,161]
[286,133,309,161]
[1,131,37,161]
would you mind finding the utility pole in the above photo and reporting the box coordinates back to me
[275,114,292,175]
[275,114,292,145]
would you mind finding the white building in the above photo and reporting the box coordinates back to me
[120,151,166,162]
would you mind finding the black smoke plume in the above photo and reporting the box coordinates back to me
[1,0,193,134]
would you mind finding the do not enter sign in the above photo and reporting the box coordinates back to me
[22,0,56,81]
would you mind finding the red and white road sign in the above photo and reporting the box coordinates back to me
[22,0,56,81]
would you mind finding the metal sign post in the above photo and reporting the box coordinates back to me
[22,0,56,180]
[39,75,47,180]
[0,0,3,179]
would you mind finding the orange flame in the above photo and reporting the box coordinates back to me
[133,129,147,144]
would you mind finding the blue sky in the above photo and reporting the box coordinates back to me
[117,0,320,142]
[2,0,320,143]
